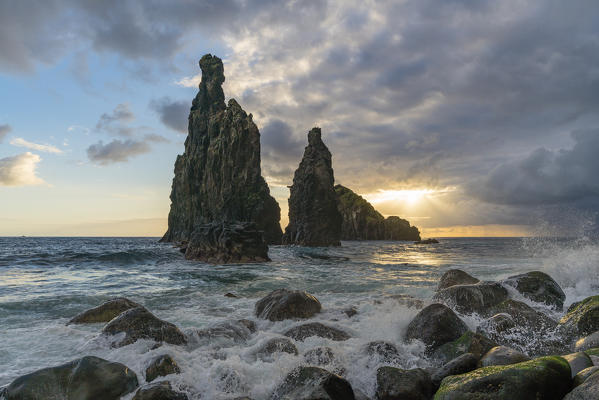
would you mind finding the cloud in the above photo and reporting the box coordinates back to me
[95,103,135,135]
[0,124,11,142]
[470,129,599,206]
[144,133,170,143]
[87,139,151,165]
[10,137,63,154]
[0,152,45,186]
[149,97,188,133]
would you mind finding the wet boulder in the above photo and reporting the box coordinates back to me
[432,331,498,363]
[575,331,599,352]
[477,313,516,336]
[479,346,530,367]
[255,289,322,321]
[67,297,141,324]
[284,322,350,341]
[102,307,187,347]
[304,347,335,366]
[132,381,188,400]
[437,270,479,291]
[185,222,270,264]
[563,352,594,378]
[434,356,572,400]
[573,366,599,387]
[194,320,256,346]
[404,304,469,352]
[255,337,298,361]
[146,354,181,382]
[433,282,508,315]
[270,366,355,400]
[564,368,599,399]
[431,353,478,389]
[559,295,599,336]
[490,299,557,330]
[3,356,138,400]
[503,271,565,310]
[376,366,433,400]
[366,341,403,364]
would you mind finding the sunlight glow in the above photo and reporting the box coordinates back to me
[364,189,437,205]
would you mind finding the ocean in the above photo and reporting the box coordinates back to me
[1,237,598,398]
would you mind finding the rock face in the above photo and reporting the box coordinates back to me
[67,297,141,324]
[184,222,269,264]
[270,366,355,400]
[479,346,530,367]
[146,354,181,382]
[376,367,433,400]
[132,382,188,400]
[437,270,480,291]
[431,353,479,388]
[255,337,298,361]
[162,54,282,245]
[255,289,322,321]
[432,331,498,363]
[565,368,599,399]
[433,282,509,315]
[3,356,138,400]
[334,185,420,241]
[405,303,469,352]
[284,322,350,342]
[558,295,599,336]
[102,307,187,347]
[282,128,342,246]
[434,356,572,400]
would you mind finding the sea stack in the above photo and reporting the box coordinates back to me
[161,54,282,247]
[335,185,421,241]
[283,127,342,246]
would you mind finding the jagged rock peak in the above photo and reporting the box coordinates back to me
[282,127,342,246]
[191,54,225,113]
[162,54,282,246]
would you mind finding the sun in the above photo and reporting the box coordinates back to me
[364,189,435,205]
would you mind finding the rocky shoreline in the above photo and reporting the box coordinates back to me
[2,269,598,399]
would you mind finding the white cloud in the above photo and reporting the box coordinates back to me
[0,152,45,186]
[175,75,201,88]
[10,137,63,154]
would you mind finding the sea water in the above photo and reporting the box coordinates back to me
[1,237,598,398]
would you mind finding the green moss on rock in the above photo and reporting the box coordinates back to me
[559,295,599,336]
[434,356,571,400]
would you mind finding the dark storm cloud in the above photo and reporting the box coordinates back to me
[470,129,599,206]
[0,124,11,142]
[87,139,151,165]
[149,97,189,133]
[261,119,304,158]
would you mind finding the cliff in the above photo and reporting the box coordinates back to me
[282,128,342,246]
[335,184,421,241]
[162,54,282,245]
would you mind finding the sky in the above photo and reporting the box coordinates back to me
[1,0,598,237]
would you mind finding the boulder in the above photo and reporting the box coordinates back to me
[3,356,138,400]
[479,346,530,367]
[503,271,565,310]
[430,353,478,389]
[194,319,256,346]
[489,299,558,331]
[270,366,355,400]
[414,238,439,244]
[102,307,187,347]
[67,297,141,324]
[284,322,350,342]
[433,282,508,314]
[366,341,403,364]
[282,127,342,246]
[563,367,599,399]
[375,367,433,400]
[255,289,321,321]
[132,382,188,400]
[573,366,599,387]
[404,304,469,352]
[563,352,594,378]
[304,347,335,366]
[161,54,282,245]
[437,270,479,291]
[559,295,599,336]
[146,354,181,382]
[432,331,498,363]
[255,337,298,361]
[434,356,572,400]
[574,331,599,352]
[384,216,421,241]
[477,313,516,335]
[184,221,270,264]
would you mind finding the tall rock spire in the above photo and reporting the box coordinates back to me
[283,127,342,246]
[162,54,282,245]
